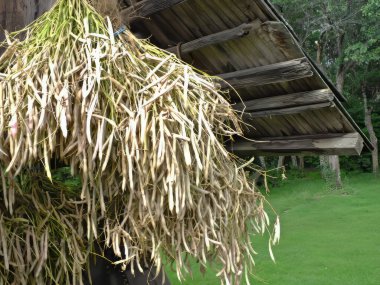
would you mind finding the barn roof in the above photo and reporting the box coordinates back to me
[122,0,372,156]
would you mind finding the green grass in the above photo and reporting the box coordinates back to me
[166,171,380,284]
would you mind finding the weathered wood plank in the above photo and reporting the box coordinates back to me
[0,0,55,49]
[121,0,188,22]
[166,20,261,54]
[229,133,364,156]
[0,0,55,27]
[244,102,334,117]
[217,58,313,89]
[234,89,334,111]
[257,21,304,59]
[257,133,351,141]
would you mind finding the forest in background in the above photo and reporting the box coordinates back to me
[272,0,380,173]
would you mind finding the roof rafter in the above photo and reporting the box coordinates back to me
[166,20,261,54]
[244,102,334,117]
[217,58,313,89]
[234,89,334,112]
[121,0,188,22]
[229,133,364,156]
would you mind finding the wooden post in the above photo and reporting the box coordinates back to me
[259,156,267,169]
[277,156,285,172]
[291,156,298,168]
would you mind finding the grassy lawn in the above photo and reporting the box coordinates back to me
[166,171,380,284]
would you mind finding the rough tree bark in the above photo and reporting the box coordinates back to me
[329,155,341,187]
[315,33,343,188]
[315,32,325,69]
[326,32,356,188]
[298,155,304,170]
[362,84,379,174]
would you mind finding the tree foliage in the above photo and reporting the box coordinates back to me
[273,0,380,172]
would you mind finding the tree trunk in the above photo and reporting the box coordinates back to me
[327,32,351,188]
[315,33,343,188]
[316,39,330,181]
[320,155,329,179]
[298,156,304,170]
[320,155,342,188]
[362,84,379,174]
[315,31,326,70]
[329,155,342,188]
[336,69,345,96]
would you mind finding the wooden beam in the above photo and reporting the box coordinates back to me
[121,0,188,22]
[257,21,303,59]
[229,133,364,156]
[217,58,313,89]
[234,89,334,112]
[244,102,334,117]
[166,20,261,54]
[256,133,355,141]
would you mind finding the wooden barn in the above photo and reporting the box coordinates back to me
[0,0,372,284]
[120,0,373,156]
[1,0,372,158]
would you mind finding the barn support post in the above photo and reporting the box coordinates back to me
[259,156,267,169]
[277,156,285,172]
[291,156,298,168]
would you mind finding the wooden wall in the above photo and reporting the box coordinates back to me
[0,0,55,42]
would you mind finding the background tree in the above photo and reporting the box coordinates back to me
[273,0,380,175]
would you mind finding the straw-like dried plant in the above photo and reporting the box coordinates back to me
[0,0,279,284]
